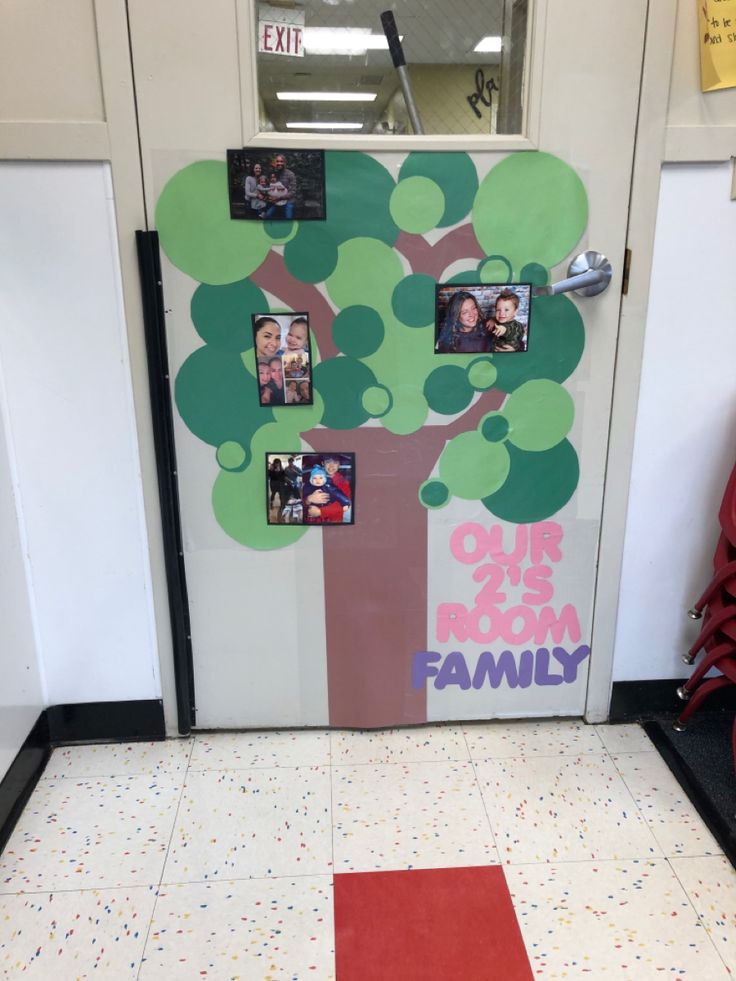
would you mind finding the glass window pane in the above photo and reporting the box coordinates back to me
[255,0,529,136]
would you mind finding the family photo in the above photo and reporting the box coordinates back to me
[227,148,326,221]
[252,313,313,407]
[435,284,532,354]
[266,453,355,526]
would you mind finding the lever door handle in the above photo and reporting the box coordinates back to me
[533,251,613,297]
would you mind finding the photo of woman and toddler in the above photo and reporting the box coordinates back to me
[253,313,312,406]
[435,285,531,354]
[266,453,355,526]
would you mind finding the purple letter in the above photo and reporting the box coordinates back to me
[552,645,591,682]
[435,651,472,690]
[533,648,563,686]
[412,650,442,689]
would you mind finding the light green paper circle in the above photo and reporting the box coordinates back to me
[362,385,392,417]
[326,238,404,314]
[213,467,307,550]
[380,386,429,435]
[156,161,272,285]
[389,176,445,234]
[479,257,512,284]
[504,379,575,451]
[439,431,511,499]
[216,441,247,470]
[272,390,325,429]
[467,358,497,390]
[473,152,588,274]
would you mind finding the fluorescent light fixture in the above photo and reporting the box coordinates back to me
[277,91,377,102]
[303,27,401,55]
[473,35,503,53]
[286,121,363,130]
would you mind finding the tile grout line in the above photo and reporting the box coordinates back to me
[461,726,501,864]
[135,737,195,981]
[665,854,735,977]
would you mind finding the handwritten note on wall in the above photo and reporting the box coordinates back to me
[699,0,736,91]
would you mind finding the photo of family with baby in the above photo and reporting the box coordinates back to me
[227,148,326,222]
[435,283,532,354]
[266,453,355,526]
[252,313,313,407]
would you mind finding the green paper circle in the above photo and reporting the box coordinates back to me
[380,386,429,435]
[326,237,404,314]
[504,379,575,451]
[312,357,376,429]
[439,431,511,499]
[390,177,445,234]
[324,151,399,246]
[332,306,385,358]
[156,161,271,285]
[283,224,339,283]
[473,152,588,273]
[424,365,475,416]
[191,279,268,352]
[480,413,510,443]
[478,255,513,284]
[216,441,247,470]
[467,358,497,390]
[419,479,451,509]
[482,439,579,523]
[264,220,296,242]
[213,467,307,550]
[520,262,549,287]
[392,274,436,328]
[362,384,393,417]
[493,294,585,392]
[399,152,479,227]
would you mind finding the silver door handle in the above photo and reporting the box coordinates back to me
[533,251,613,297]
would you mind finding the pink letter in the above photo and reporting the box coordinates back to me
[467,606,501,642]
[530,522,563,564]
[436,603,468,642]
[522,565,554,605]
[487,524,528,564]
[534,605,582,644]
[499,605,537,644]
[449,522,488,564]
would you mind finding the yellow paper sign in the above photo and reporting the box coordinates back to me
[699,0,736,91]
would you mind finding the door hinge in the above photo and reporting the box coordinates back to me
[621,248,632,295]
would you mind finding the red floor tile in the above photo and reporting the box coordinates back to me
[334,865,533,981]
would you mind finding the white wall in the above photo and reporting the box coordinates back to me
[0,161,160,705]
[0,351,44,778]
[613,161,736,681]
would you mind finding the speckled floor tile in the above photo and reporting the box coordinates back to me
[332,761,497,872]
[507,858,730,979]
[613,752,722,857]
[330,725,470,765]
[0,885,157,979]
[0,775,182,894]
[671,855,736,974]
[162,767,332,884]
[190,729,330,770]
[140,875,334,980]
[463,720,604,760]
[475,754,662,864]
[43,739,192,780]
[595,723,655,755]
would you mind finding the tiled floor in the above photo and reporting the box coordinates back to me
[0,722,733,979]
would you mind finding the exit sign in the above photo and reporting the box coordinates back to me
[258,4,305,57]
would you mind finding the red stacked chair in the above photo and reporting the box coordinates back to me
[675,461,736,752]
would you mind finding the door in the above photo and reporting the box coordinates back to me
[131,0,648,728]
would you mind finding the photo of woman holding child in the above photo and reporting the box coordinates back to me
[252,313,313,406]
[265,453,355,526]
[434,284,531,355]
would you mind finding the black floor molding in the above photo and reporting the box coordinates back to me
[0,699,165,855]
[644,714,736,868]
[610,679,736,722]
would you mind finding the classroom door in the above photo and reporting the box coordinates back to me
[137,0,649,728]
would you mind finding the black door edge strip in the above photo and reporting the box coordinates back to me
[136,230,195,734]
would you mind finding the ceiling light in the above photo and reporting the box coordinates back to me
[286,121,364,130]
[473,36,503,53]
[302,27,401,55]
[277,91,377,102]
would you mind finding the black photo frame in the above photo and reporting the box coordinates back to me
[266,452,356,526]
[434,283,532,354]
[228,148,326,221]
[252,312,314,407]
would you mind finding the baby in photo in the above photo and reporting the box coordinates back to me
[302,464,350,523]
[285,316,309,354]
